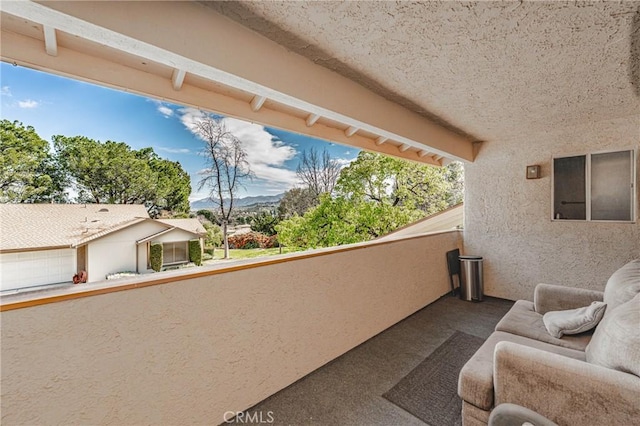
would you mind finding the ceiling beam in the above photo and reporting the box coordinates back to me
[344,126,358,137]
[171,68,186,91]
[0,29,440,168]
[305,113,320,127]
[2,1,475,162]
[42,25,57,56]
[375,137,387,146]
[399,144,411,152]
[250,95,266,112]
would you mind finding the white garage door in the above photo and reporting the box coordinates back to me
[0,249,76,292]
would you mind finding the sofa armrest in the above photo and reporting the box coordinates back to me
[494,341,640,425]
[534,283,604,314]
[489,403,558,426]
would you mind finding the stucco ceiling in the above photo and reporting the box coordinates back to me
[206,1,640,144]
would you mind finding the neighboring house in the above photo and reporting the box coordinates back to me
[227,224,252,236]
[0,204,206,292]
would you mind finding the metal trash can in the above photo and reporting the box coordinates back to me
[459,255,484,302]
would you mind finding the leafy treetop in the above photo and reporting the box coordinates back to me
[53,135,191,215]
[276,152,463,248]
[0,120,67,203]
[0,120,191,216]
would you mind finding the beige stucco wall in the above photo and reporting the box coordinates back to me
[464,115,640,300]
[87,221,166,282]
[136,243,150,274]
[1,231,459,425]
[137,229,204,272]
[150,228,201,245]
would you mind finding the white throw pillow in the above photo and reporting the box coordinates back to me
[543,301,607,338]
[586,293,640,377]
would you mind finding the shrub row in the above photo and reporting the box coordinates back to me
[189,239,202,266]
[150,243,163,272]
[228,232,279,249]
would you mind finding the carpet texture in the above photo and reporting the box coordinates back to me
[383,331,485,426]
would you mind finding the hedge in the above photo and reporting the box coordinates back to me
[150,243,163,272]
[227,231,278,249]
[189,239,202,266]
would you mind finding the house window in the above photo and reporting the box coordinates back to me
[552,149,636,222]
[163,242,189,265]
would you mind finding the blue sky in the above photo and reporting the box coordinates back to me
[0,62,359,200]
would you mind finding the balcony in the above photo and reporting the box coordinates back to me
[1,1,638,425]
[228,295,513,425]
[1,231,472,425]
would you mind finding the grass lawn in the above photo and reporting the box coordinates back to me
[207,247,304,261]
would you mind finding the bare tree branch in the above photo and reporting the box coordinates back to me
[195,116,252,258]
[296,147,341,197]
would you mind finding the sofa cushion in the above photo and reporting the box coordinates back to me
[462,401,491,426]
[603,259,640,313]
[534,283,604,315]
[458,331,585,411]
[586,293,640,377]
[495,300,592,351]
[542,301,607,338]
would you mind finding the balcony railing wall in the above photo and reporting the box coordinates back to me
[1,230,461,425]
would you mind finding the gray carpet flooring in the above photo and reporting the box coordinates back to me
[383,331,486,426]
[228,295,513,425]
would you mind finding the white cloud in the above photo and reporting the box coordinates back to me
[335,157,356,168]
[157,146,190,154]
[178,107,208,133]
[157,105,173,118]
[249,163,299,184]
[18,99,39,109]
[1,86,11,96]
[149,99,174,118]
[178,108,299,187]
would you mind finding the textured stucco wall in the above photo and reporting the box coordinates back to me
[87,221,166,282]
[150,228,199,244]
[1,231,459,425]
[464,116,640,300]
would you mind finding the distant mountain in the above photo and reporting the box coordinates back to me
[190,193,285,210]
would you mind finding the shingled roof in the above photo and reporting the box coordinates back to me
[0,204,150,252]
[155,219,207,236]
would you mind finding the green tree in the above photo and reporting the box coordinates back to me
[251,211,280,236]
[274,214,311,248]
[276,194,419,248]
[137,148,191,214]
[203,222,223,250]
[338,151,461,215]
[0,120,66,203]
[53,136,190,214]
[276,152,463,248]
[196,209,217,224]
[277,187,318,219]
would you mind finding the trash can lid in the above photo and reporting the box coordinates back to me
[459,255,483,260]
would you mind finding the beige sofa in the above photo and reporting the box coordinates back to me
[458,259,640,426]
